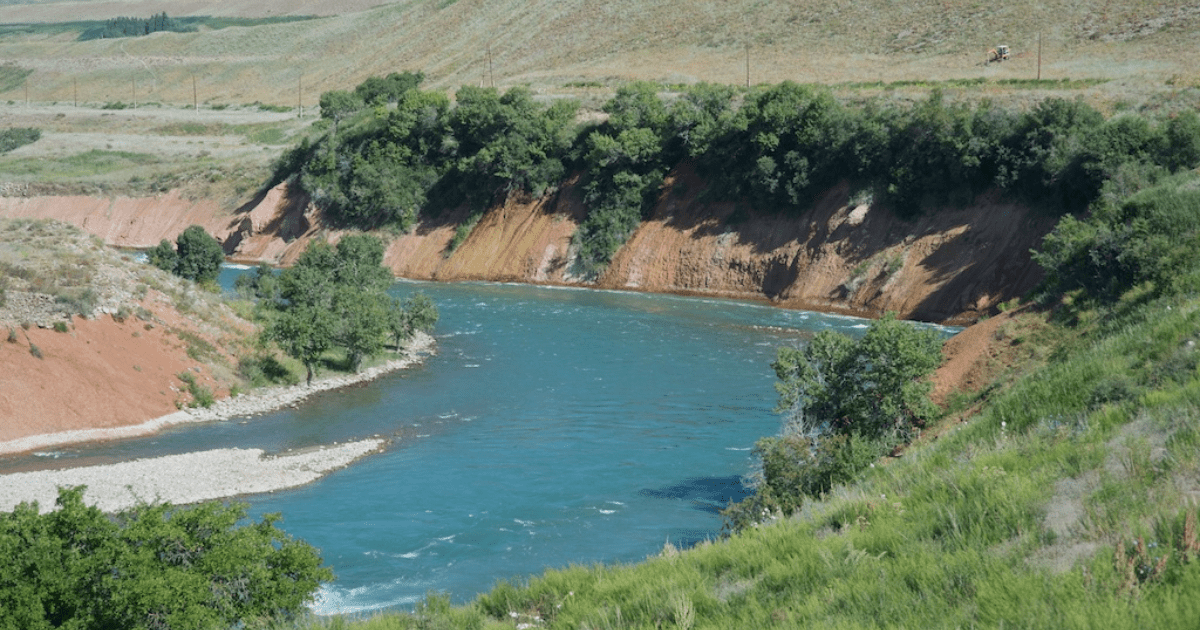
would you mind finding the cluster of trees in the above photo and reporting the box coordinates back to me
[0,127,40,154]
[0,487,330,629]
[723,314,944,531]
[238,235,437,384]
[148,225,225,286]
[79,12,196,40]
[279,78,1200,278]
[285,75,577,234]
[1034,169,1200,304]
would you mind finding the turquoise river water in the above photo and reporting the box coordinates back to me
[1,269,958,614]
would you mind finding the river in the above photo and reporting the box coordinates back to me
[2,271,958,614]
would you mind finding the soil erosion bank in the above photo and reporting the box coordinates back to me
[0,166,1052,326]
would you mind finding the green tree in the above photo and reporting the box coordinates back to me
[173,225,224,285]
[319,90,363,135]
[773,313,943,442]
[0,486,331,629]
[388,291,438,348]
[148,238,178,273]
[268,235,426,381]
[354,71,424,105]
[269,303,336,385]
[723,314,943,530]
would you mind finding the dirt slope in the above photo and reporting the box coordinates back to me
[597,166,1051,323]
[1,167,1050,324]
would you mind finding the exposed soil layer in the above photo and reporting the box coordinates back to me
[1,168,1050,325]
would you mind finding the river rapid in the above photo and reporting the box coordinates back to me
[1,272,957,614]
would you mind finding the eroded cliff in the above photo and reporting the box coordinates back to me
[0,166,1054,324]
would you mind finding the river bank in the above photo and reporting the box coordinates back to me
[0,439,387,513]
[0,331,435,457]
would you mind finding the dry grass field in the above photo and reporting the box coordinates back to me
[0,0,1196,108]
[0,0,1197,198]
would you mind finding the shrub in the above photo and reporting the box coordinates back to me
[52,321,68,333]
[1033,171,1200,301]
[5,328,16,343]
[177,371,215,408]
[0,487,331,629]
[237,353,298,387]
[28,342,41,358]
[723,313,943,531]
[0,127,40,154]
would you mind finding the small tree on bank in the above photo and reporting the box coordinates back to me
[266,235,437,384]
[148,225,224,286]
[723,313,944,531]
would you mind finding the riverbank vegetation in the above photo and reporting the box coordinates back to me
[0,487,330,629]
[276,76,1200,276]
[265,84,1200,627]
[234,234,438,384]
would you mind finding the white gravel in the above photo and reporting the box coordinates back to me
[0,439,386,513]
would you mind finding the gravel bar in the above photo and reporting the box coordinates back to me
[0,439,386,513]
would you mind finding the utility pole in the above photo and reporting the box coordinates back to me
[1037,32,1043,81]
[487,46,494,88]
[745,45,751,88]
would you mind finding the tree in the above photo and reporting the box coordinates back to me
[148,238,178,273]
[723,314,943,530]
[269,303,336,385]
[388,291,438,348]
[0,486,331,629]
[268,235,432,382]
[319,90,363,135]
[174,225,225,285]
[772,313,943,442]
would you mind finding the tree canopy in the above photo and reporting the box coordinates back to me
[0,487,331,630]
[148,225,224,286]
[266,235,436,383]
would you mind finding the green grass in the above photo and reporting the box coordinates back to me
[297,288,1200,628]
[0,149,160,180]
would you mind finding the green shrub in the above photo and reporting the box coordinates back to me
[52,321,68,333]
[237,353,298,387]
[0,487,331,628]
[177,371,215,408]
[0,127,40,154]
[28,342,41,358]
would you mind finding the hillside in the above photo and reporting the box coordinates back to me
[0,0,1197,108]
[0,218,251,444]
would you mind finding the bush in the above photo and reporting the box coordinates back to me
[177,371,215,408]
[0,487,331,629]
[237,353,298,387]
[724,313,943,531]
[52,321,68,333]
[173,225,224,284]
[0,127,40,154]
[1033,172,1200,301]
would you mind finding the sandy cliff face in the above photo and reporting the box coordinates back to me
[598,167,1053,324]
[0,168,1053,324]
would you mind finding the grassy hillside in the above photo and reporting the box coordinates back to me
[292,207,1200,628]
[0,0,1197,108]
